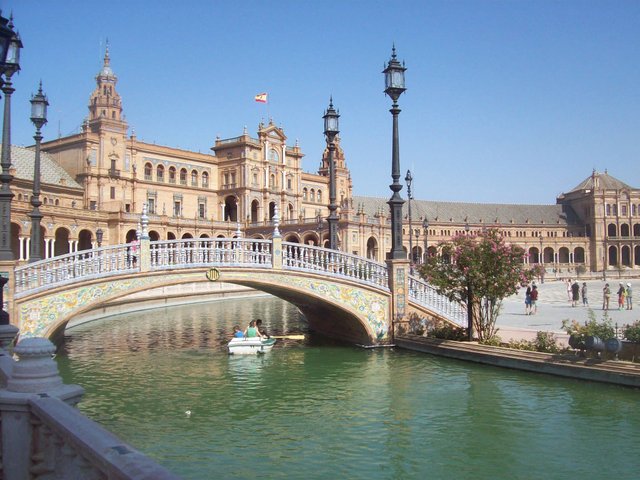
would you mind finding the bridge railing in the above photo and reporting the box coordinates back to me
[14,245,137,297]
[150,238,272,270]
[282,242,389,291]
[408,275,466,327]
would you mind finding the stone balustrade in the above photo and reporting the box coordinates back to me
[0,336,180,480]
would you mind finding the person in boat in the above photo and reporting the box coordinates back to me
[255,319,270,339]
[244,320,263,339]
[232,325,244,338]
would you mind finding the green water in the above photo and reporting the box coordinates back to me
[56,297,640,479]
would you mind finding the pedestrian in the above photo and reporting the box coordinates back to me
[617,283,626,310]
[602,283,610,310]
[530,285,538,315]
[626,283,633,310]
[571,280,580,307]
[525,284,532,315]
[566,279,572,302]
[581,282,588,306]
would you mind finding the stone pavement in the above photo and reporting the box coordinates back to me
[495,278,639,345]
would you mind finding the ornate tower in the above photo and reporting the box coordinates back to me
[86,45,127,135]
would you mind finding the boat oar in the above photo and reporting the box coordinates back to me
[269,334,305,340]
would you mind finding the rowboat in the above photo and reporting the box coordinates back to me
[227,337,277,355]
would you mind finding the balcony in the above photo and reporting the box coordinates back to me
[108,168,120,178]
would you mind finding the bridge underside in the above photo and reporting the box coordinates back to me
[232,281,373,345]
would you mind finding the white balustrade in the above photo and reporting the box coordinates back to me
[150,238,272,270]
[408,275,467,327]
[282,242,389,290]
[14,244,137,297]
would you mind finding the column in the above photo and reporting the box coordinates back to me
[24,238,30,262]
[18,237,25,261]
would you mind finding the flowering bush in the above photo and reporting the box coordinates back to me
[419,229,533,341]
[623,321,640,343]
[561,310,615,343]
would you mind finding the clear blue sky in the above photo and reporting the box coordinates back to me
[3,0,639,204]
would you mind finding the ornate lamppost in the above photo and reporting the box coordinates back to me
[383,46,406,259]
[96,228,104,248]
[323,97,340,250]
[405,169,413,265]
[422,218,429,263]
[28,83,48,263]
[0,14,22,261]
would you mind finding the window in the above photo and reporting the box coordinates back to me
[169,167,176,184]
[180,168,187,185]
[606,204,611,216]
[199,202,206,219]
[269,148,279,163]
[174,201,182,217]
[191,170,198,187]
[622,205,627,216]
[110,186,116,199]
[202,172,209,188]
[144,163,152,181]
[317,190,322,202]
[90,201,97,210]
[303,188,308,200]
[148,198,156,214]
[252,172,258,186]
[287,177,292,190]
[270,174,276,189]
[310,189,315,202]
[157,165,165,182]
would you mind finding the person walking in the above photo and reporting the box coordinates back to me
[602,283,611,310]
[617,283,626,310]
[626,283,633,310]
[571,280,580,307]
[530,285,539,315]
[581,282,588,306]
[525,284,532,315]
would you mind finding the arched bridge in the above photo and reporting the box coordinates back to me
[12,237,465,345]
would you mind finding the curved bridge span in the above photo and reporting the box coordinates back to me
[12,238,465,345]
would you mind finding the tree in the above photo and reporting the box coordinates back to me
[419,229,533,341]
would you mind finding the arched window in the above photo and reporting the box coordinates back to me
[269,148,279,163]
[303,188,308,200]
[180,168,187,185]
[168,166,176,184]
[310,189,315,202]
[156,165,165,182]
[269,174,276,189]
[202,172,209,188]
[607,223,617,237]
[317,190,322,202]
[620,224,630,237]
[606,204,611,216]
[144,163,152,181]
[191,170,198,187]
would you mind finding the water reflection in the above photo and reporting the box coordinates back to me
[56,297,640,480]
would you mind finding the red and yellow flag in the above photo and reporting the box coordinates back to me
[254,93,268,103]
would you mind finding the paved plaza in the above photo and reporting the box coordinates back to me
[495,278,639,344]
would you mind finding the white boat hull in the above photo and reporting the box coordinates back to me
[228,337,276,355]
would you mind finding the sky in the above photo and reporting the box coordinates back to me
[2,0,639,205]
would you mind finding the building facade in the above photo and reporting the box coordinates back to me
[5,49,640,275]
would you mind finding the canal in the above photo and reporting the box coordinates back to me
[55,296,640,479]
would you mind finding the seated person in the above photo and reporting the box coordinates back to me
[233,325,244,338]
[255,319,270,338]
[244,320,263,339]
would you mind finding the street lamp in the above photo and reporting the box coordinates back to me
[405,169,413,265]
[422,218,429,263]
[96,228,104,247]
[28,82,48,263]
[323,97,339,250]
[383,45,407,260]
[0,14,22,261]
[463,222,473,340]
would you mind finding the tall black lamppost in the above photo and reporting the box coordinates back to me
[0,14,22,261]
[323,97,339,250]
[96,228,104,248]
[383,46,406,259]
[422,218,429,263]
[405,169,413,265]
[28,83,48,263]
[464,222,473,340]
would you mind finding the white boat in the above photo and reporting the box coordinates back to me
[227,337,277,355]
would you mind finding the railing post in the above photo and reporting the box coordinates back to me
[386,258,411,342]
[0,337,84,480]
[272,236,283,270]
[139,238,151,272]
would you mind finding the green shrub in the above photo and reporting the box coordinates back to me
[623,321,640,343]
[561,310,615,343]
[533,331,560,353]
[430,323,466,341]
[479,335,503,347]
